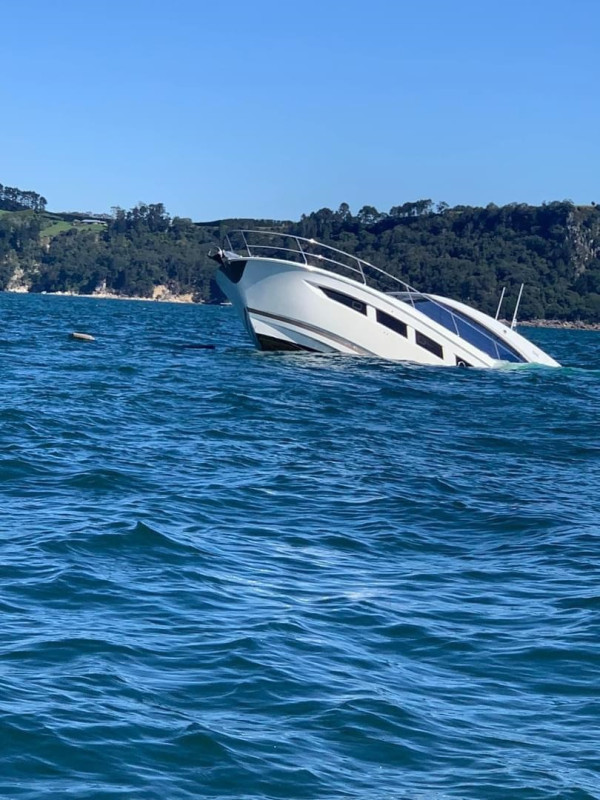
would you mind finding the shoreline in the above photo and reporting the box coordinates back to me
[4,289,600,328]
[5,287,197,304]
[48,291,198,304]
[516,319,600,331]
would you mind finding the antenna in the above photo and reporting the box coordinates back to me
[510,283,525,329]
[495,286,506,320]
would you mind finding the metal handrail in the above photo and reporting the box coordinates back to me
[225,229,410,294]
[222,230,522,362]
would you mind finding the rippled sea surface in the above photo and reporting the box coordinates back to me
[1,292,599,799]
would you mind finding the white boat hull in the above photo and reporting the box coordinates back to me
[215,251,560,368]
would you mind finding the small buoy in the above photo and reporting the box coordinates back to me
[70,332,95,342]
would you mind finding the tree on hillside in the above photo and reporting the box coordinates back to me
[0,183,47,212]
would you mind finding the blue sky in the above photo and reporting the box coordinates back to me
[1,0,597,220]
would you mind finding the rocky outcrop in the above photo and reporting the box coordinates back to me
[5,265,30,293]
[567,207,600,277]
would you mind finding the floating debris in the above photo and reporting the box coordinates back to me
[70,332,96,342]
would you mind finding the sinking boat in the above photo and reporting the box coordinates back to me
[211,230,560,368]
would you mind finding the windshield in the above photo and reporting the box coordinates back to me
[408,296,525,363]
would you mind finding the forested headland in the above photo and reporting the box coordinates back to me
[1,182,600,322]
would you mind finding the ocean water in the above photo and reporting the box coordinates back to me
[1,292,599,800]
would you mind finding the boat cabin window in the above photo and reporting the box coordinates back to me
[409,297,524,363]
[376,309,407,337]
[320,287,367,315]
[415,330,444,359]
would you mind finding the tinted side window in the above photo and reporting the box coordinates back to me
[376,309,407,337]
[416,331,443,359]
[321,287,366,314]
